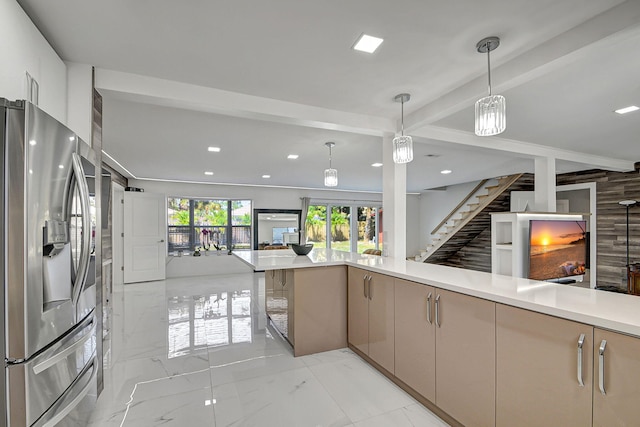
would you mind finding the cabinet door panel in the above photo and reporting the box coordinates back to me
[368,272,394,374]
[496,304,593,427]
[435,289,495,427]
[394,279,436,401]
[348,267,369,355]
[593,328,640,426]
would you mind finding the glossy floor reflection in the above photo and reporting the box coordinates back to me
[89,273,450,427]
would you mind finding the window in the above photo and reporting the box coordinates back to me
[167,198,251,253]
[305,203,381,253]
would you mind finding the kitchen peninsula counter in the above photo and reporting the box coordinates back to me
[235,248,640,338]
[236,248,640,426]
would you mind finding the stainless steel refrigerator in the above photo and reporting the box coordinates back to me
[1,99,97,426]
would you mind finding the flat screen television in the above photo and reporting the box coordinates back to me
[528,219,587,282]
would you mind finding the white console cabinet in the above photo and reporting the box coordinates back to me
[491,212,589,281]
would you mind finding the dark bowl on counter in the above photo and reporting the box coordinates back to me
[291,243,314,255]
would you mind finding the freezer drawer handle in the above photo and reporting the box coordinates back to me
[32,322,95,375]
[40,358,96,427]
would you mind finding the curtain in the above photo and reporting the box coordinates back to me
[300,197,311,243]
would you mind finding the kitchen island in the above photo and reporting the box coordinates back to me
[235,248,640,427]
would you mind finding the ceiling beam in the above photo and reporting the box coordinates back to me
[412,125,635,172]
[403,0,640,131]
[95,69,395,137]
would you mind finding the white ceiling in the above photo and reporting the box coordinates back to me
[17,0,640,193]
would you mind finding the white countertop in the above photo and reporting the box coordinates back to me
[234,248,640,338]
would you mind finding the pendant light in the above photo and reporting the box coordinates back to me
[475,36,506,136]
[324,142,338,187]
[393,93,413,164]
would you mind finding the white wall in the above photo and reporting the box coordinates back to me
[0,0,67,122]
[418,180,483,250]
[129,179,383,211]
[129,179,421,255]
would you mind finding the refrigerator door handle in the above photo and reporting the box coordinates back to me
[70,153,92,310]
[32,320,95,375]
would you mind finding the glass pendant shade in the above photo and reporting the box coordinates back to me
[392,93,413,164]
[475,94,506,136]
[392,135,413,164]
[324,168,338,187]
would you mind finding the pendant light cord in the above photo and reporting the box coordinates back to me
[328,145,332,169]
[401,99,405,136]
[487,47,492,96]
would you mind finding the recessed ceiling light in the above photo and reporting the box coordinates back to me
[287,154,299,160]
[371,163,383,167]
[352,34,383,53]
[208,146,221,152]
[441,169,452,174]
[58,164,64,169]
[614,105,639,115]
[69,136,75,141]
[262,175,271,179]
[29,139,36,146]
[204,171,214,176]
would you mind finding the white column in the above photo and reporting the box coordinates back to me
[382,133,407,259]
[534,156,557,212]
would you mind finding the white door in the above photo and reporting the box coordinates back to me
[124,192,166,283]
[112,183,125,287]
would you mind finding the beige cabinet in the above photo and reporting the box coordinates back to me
[291,266,347,357]
[593,328,640,426]
[496,304,593,427]
[435,289,495,427]
[266,266,347,357]
[348,267,395,374]
[394,279,436,402]
[348,267,369,355]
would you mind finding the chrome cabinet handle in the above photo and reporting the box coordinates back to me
[599,340,607,395]
[368,275,373,300]
[577,333,585,387]
[363,275,368,298]
[426,292,432,324]
[435,294,441,327]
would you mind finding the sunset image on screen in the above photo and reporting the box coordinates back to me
[529,220,587,281]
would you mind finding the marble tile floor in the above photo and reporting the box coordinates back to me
[89,273,450,427]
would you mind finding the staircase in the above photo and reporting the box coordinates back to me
[415,173,534,266]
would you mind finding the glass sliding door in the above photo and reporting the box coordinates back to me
[357,207,378,253]
[306,205,327,249]
[330,206,350,251]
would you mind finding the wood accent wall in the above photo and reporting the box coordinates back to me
[440,228,492,273]
[557,168,640,288]
[442,168,640,288]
